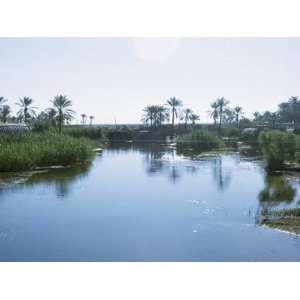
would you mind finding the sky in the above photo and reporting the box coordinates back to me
[1,37,300,124]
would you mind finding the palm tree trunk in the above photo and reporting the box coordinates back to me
[59,111,62,134]
[172,107,175,135]
[24,108,27,123]
[219,107,223,135]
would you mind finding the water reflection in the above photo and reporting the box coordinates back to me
[212,157,231,191]
[110,142,234,188]
[258,174,297,209]
[1,142,300,261]
[0,162,93,198]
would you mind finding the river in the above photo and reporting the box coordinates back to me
[0,143,300,261]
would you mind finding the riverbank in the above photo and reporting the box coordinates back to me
[261,208,300,235]
[0,132,95,172]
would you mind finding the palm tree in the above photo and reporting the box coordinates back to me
[210,101,219,127]
[234,106,243,127]
[16,97,36,123]
[46,108,57,126]
[216,97,229,131]
[89,115,94,126]
[142,105,156,127]
[253,112,260,124]
[189,113,200,126]
[155,105,168,127]
[166,97,182,135]
[81,114,87,125]
[0,97,8,109]
[223,108,235,124]
[51,95,75,133]
[183,108,192,127]
[0,105,11,123]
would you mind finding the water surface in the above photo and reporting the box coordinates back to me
[1,143,300,261]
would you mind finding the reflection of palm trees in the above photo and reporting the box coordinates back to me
[212,155,231,191]
[144,149,164,174]
[119,143,184,182]
[168,166,181,183]
[258,175,296,210]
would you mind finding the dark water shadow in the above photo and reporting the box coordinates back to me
[0,162,93,199]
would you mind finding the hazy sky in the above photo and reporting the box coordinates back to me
[1,37,300,124]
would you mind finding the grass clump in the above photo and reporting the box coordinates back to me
[262,207,300,217]
[261,207,300,234]
[0,132,93,172]
[258,130,296,170]
[62,126,103,140]
[177,129,225,151]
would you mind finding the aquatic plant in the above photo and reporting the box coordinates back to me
[258,130,296,170]
[261,207,300,234]
[0,132,93,172]
[63,126,103,140]
[176,129,225,151]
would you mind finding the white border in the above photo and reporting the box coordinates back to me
[0,0,300,36]
[0,263,300,300]
[1,0,300,299]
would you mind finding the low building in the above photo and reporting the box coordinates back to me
[0,123,30,134]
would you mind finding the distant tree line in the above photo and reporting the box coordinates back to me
[0,95,95,132]
[142,95,300,133]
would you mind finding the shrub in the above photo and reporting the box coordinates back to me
[0,132,93,172]
[221,126,240,138]
[32,120,53,133]
[63,127,103,140]
[177,129,225,151]
[258,130,296,170]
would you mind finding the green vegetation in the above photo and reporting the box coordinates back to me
[63,127,103,140]
[220,125,240,138]
[177,129,225,151]
[258,130,297,170]
[262,207,300,217]
[261,207,300,234]
[0,132,93,172]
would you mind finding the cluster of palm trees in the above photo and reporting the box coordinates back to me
[142,97,200,133]
[0,97,11,123]
[80,114,95,125]
[0,95,78,133]
[142,96,245,133]
[210,97,243,130]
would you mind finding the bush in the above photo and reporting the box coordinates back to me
[177,129,225,151]
[221,126,240,138]
[258,130,296,170]
[0,132,93,172]
[63,127,103,140]
[32,120,53,133]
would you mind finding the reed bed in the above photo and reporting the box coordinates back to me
[0,132,93,172]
